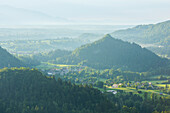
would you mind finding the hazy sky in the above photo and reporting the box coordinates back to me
[0,0,170,24]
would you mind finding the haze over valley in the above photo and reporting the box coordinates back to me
[0,0,170,113]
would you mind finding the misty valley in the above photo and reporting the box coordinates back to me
[0,21,170,113]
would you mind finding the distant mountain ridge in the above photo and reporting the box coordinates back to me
[0,5,69,25]
[111,20,170,44]
[0,46,23,68]
[55,34,168,72]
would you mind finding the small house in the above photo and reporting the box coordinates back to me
[159,93,163,95]
[107,90,117,94]
[47,72,53,76]
[119,83,123,86]
[112,84,119,88]
[149,82,152,85]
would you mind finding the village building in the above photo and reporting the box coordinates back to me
[47,72,53,76]
[107,90,117,94]
[119,83,123,86]
[112,84,119,88]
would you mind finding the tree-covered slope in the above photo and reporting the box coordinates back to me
[0,68,116,113]
[147,36,170,58]
[0,46,23,68]
[32,49,72,62]
[111,20,170,44]
[18,49,72,67]
[55,34,168,72]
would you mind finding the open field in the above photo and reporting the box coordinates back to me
[106,86,170,97]
[36,63,56,70]
[148,75,170,79]
[154,84,170,88]
[35,62,77,69]
[107,86,138,94]
[46,62,77,67]
[55,64,77,67]
[141,80,168,84]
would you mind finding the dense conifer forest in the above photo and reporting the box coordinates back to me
[0,68,116,113]
[0,68,169,113]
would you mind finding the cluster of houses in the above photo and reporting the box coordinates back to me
[46,66,84,76]
[112,82,155,90]
[109,82,167,95]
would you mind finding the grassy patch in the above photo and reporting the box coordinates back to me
[107,86,138,94]
[55,64,77,67]
[35,62,77,69]
[106,86,170,97]
[93,87,106,92]
[141,80,168,84]
[154,84,170,88]
[46,62,77,67]
[149,75,170,79]
[35,63,56,70]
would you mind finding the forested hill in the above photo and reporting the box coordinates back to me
[55,34,168,72]
[32,49,72,62]
[111,20,170,44]
[0,68,116,113]
[0,46,23,68]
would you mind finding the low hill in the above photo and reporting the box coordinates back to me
[0,46,23,68]
[55,34,168,72]
[111,20,170,57]
[147,37,170,58]
[32,49,72,62]
[18,49,72,67]
[0,68,116,113]
[111,20,170,44]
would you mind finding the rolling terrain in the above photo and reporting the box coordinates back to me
[55,34,168,72]
[111,20,170,57]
